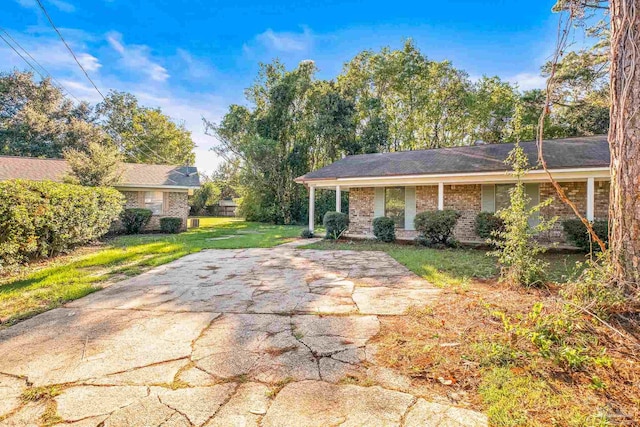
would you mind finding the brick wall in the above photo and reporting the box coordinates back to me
[116,190,189,231]
[539,181,609,242]
[348,187,375,234]
[443,184,482,241]
[346,180,610,244]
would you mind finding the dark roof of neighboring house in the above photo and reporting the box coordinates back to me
[0,156,200,188]
[297,135,610,181]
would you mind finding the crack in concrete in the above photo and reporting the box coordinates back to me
[156,394,194,427]
[399,396,419,427]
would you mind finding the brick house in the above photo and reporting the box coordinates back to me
[295,135,610,244]
[0,156,200,231]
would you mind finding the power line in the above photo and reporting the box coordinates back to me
[0,34,47,79]
[34,0,105,101]
[0,27,82,103]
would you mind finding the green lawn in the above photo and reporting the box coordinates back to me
[302,240,588,287]
[0,218,303,327]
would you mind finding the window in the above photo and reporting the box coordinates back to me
[490,183,541,226]
[144,191,164,215]
[385,187,405,228]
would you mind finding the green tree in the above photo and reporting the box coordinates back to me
[190,181,221,215]
[208,60,323,224]
[0,71,106,158]
[471,76,519,143]
[96,91,196,165]
[490,142,556,287]
[63,141,123,187]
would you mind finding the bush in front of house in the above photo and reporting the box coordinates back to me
[0,179,124,271]
[160,217,183,234]
[323,211,349,240]
[475,212,505,240]
[414,209,461,247]
[121,208,153,234]
[300,229,315,238]
[373,217,396,242]
[562,219,609,252]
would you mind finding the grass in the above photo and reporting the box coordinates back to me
[303,239,587,287]
[0,217,303,327]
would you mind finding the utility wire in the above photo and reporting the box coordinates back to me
[0,27,82,103]
[34,0,105,101]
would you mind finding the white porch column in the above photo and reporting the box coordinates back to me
[308,186,315,231]
[336,185,341,213]
[438,182,444,210]
[586,177,595,221]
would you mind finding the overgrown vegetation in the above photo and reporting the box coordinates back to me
[372,217,396,243]
[414,210,460,247]
[0,180,124,272]
[0,218,303,327]
[489,145,556,287]
[563,219,609,252]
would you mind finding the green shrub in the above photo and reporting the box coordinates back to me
[373,217,396,242]
[323,211,349,240]
[121,208,152,234]
[475,212,505,240]
[489,145,556,287]
[562,219,608,252]
[414,210,461,247]
[160,217,183,234]
[300,229,315,238]
[0,179,124,271]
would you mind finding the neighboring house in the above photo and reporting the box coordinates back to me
[0,156,200,231]
[295,135,610,244]
[213,198,238,217]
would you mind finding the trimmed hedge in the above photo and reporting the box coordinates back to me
[121,208,153,234]
[323,211,349,240]
[160,217,183,234]
[414,209,461,247]
[562,219,609,252]
[373,217,396,243]
[0,179,124,270]
[475,212,505,240]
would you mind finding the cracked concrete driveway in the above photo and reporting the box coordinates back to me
[0,241,487,427]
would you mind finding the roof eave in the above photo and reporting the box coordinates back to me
[297,166,611,187]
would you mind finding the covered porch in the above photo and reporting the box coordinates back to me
[302,167,610,243]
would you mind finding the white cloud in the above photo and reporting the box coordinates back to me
[508,72,547,91]
[2,26,224,173]
[16,0,75,12]
[254,27,313,53]
[48,0,75,12]
[107,31,169,82]
[176,49,214,79]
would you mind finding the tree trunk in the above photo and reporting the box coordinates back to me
[609,0,640,293]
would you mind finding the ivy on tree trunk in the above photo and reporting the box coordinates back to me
[609,0,640,293]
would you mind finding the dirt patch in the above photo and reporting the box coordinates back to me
[371,281,640,424]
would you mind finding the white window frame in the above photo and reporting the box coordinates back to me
[144,191,164,215]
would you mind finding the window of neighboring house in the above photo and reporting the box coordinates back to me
[144,191,164,215]
[385,187,405,228]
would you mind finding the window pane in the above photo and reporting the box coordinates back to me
[495,184,513,211]
[385,187,405,228]
[144,191,163,215]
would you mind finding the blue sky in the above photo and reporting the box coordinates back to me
[2,0,579,172]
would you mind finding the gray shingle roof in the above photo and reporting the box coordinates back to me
[298,135,610,181]
[0,156,200,188]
